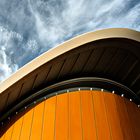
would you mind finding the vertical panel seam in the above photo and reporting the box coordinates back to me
[114,96,124,139]
[103,93,112,140]
[124,100,135,139]
[18,116,24,140]
[29,108,35,140]
[54,95,57,140]
[79,92,83,140]
[91,91,98,140]
[67,92,70,140]
[40,101,46,140]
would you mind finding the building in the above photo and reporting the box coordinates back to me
[0,28,140,140]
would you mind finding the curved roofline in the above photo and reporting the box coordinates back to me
[0,28,140,94]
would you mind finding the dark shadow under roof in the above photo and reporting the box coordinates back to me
[0,28,140,122]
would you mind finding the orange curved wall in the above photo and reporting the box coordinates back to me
[1,90,140,140]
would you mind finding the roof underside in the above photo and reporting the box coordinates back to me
[0,28,140,118]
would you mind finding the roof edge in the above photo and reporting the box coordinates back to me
[0,28,140,94]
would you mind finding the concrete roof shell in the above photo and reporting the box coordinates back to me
[0,28,140,119]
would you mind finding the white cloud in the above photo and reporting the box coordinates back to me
[0,0,139,83]
[0,26,40,82]
[0,26,19,82]
[29,0,140,49]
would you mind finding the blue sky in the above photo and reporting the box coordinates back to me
[0,0,140,82]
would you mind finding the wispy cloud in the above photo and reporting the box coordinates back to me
[0,0,140,82]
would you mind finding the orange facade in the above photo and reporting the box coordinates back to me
[1,90,140,140]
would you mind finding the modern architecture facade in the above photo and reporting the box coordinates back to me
[0,28,140,140]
